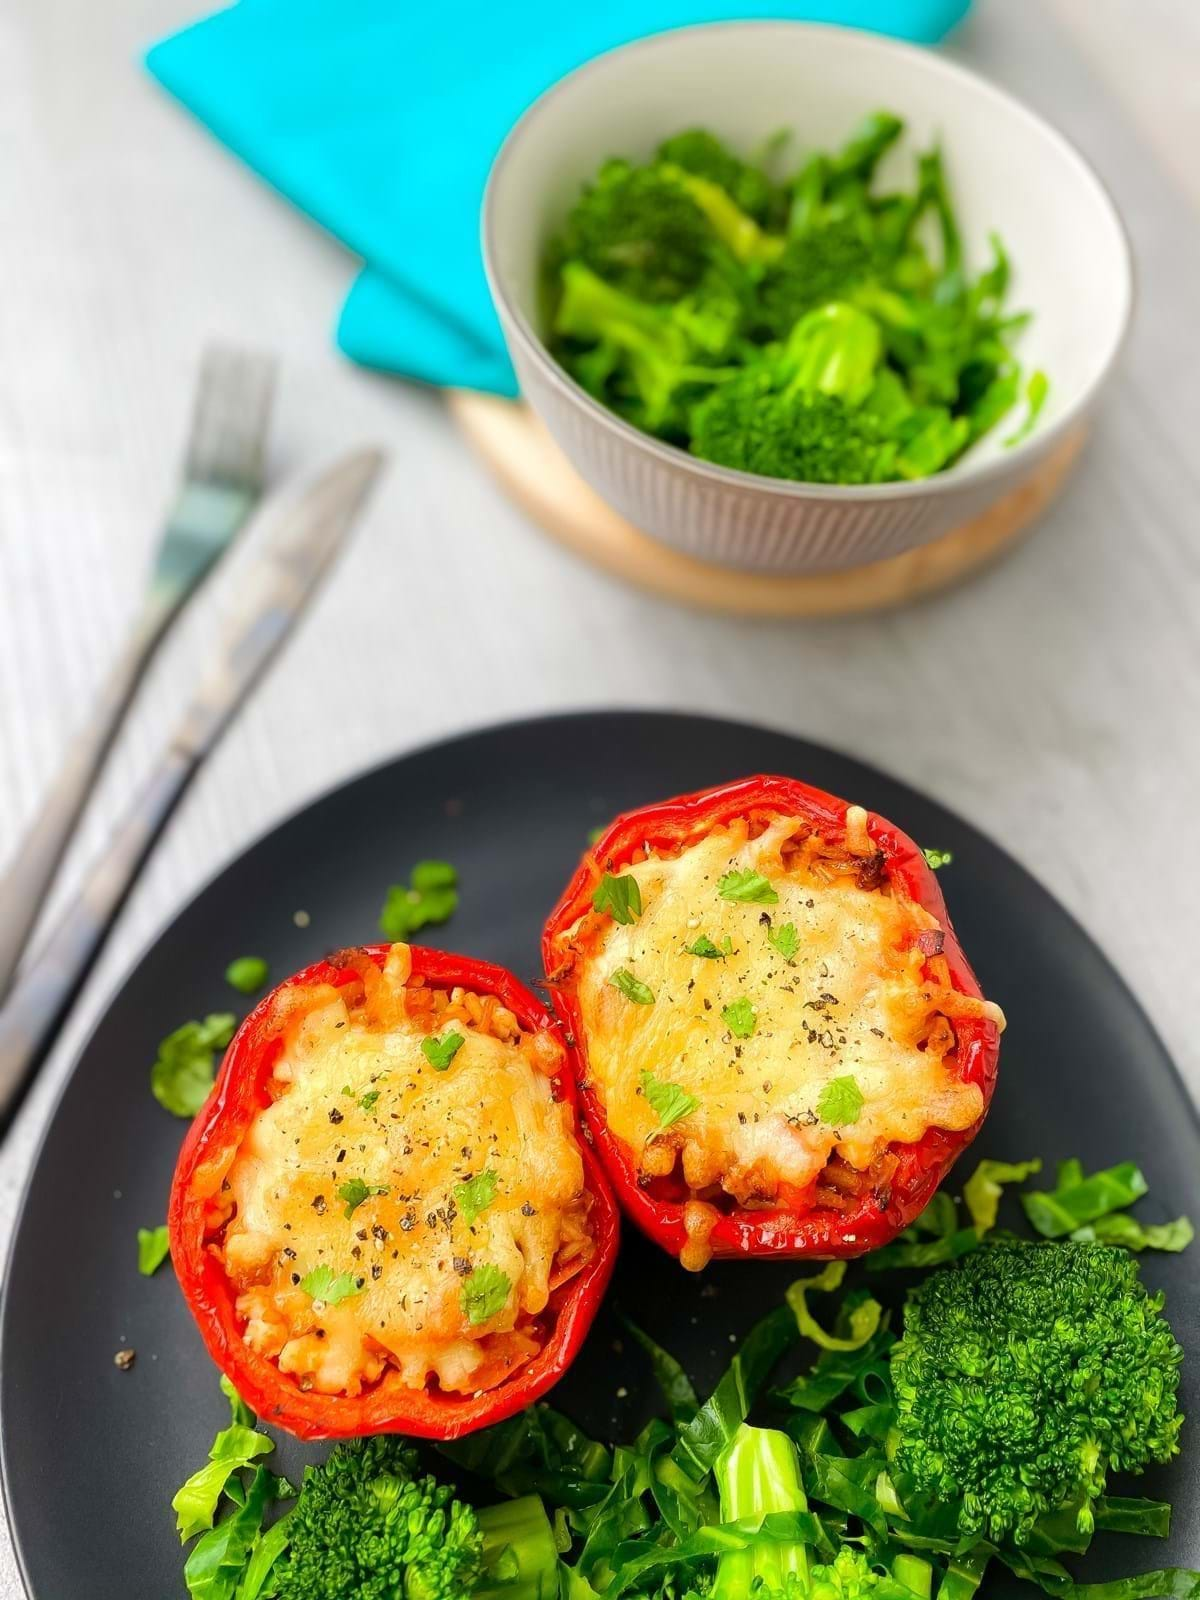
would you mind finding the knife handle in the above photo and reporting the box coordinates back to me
[0,741,197,1136]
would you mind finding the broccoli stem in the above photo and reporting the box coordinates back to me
[476,1494,560,1600]
[712,1424,810,1599]
[891,1554,934,1599]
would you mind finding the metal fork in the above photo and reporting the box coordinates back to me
[0,345,276,1000]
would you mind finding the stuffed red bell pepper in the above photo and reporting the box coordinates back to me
[169,942,618,1440]
[543,776,1004,1271]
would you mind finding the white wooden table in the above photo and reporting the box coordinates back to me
[1,1,1197,1591]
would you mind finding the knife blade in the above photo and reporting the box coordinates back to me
[0,446,387,1133]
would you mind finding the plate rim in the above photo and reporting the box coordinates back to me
[2,706,1196,1598]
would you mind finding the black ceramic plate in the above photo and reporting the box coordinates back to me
[3,711,1198,1599]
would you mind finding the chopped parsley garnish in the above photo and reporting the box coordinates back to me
[818,1074,865,1126]
[455,1169,499,1226]
[718,869,779,905]
[923,847,954,870]
[587,824,606,846]
[224,956,268,994]
[379,859,458,939]
[337,1178,389,1219]
[461,1264,511,1325]
[610,968,655,1005]
[358,1090,380,1113]
[592,872,642,925]
[299,1265,360,1306]
[685,934,732,959]
[767,922,800,962]
[150,1013,237,1118]
[421,1031,465,1071]
[137,1225,171,1277]
[641,1070,698,1132]
[722,996,758,1039]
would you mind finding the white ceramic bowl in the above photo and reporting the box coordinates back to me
[483,23,1132,575]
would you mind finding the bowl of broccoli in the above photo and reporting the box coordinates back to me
[482,22,1131,575]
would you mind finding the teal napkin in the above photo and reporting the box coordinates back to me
[146,0,970,396]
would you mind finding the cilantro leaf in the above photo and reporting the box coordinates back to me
[358,1089,380,1113]
[455,1169,499,1227]
[224,956,268,994]
[137,1225,171,1277]
[461,1264,511,1326]
[641,1069,698,1132]
[337,1178,389,1219]
[379,859,458,940]
[923,847,954,870]
[718,869,778,905]
[421,1031,465,1071]
[685,934,731,959]
[592,872,642,925]
[722,996,757,1039]
[299,1265,361,1306]
[818,1075,864,1126]
[150,1013,237,1118]
[610,968,655,1005]
[767,922,800,962]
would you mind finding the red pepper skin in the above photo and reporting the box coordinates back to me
[169,944,618,1441]
[543,776,1001,1264]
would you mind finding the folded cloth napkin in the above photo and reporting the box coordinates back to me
[146,0,970,396]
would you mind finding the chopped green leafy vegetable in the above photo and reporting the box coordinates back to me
[224,956,268,994]
[610,968,655,1005]
[718,869,779,904]
[1021,1160,1149,1237]
[172,1423,274,1541]
[767,921,800,962]
[721,996,757,1039]
[358,1089,380,1113]
[592,872,642,924]
[962,1156,1043,1233]
[685,933,731,959]
[421,1031,465,1071]
[1071,1212,1194,1253]
[336,1178,388,1219]
[640,1069,698,1132]
[455,1169,499,1227]
[151,1013,236,1118]
[299,1265,360,1306]
[817,1075,864,1127]
[786,1261,882,1351]
[137,1224,171,1277]
[922,847,954,869]
[379,859,458,939]
[461,1264,512,1326]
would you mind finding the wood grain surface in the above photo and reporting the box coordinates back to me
[1,1,1198,1592]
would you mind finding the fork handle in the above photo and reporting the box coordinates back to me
[0,741,197,1134]
[0,589,176,1002]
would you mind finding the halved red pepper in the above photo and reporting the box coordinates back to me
[543,775,1002,1265]
[169,944,618,1440]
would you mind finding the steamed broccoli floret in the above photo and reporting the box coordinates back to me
[890,1242,1185,1549]
[559,158,730,303]
[555,261,736,436]
[691,300,969,483]
[272,1436,558,1600]
[656,129,782,224]
[750,219,879,341]
[709,1425,931,1600]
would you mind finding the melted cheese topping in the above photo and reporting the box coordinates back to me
[220,951,590,1397]
[573,815,989,1206]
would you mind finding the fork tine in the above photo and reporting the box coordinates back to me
[186,344,277,492]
